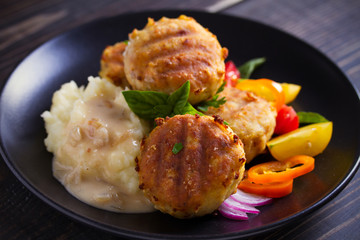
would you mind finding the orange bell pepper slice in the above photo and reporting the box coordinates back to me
[247,155,315,184]
[238,174,293,198]
[236,78,285,112]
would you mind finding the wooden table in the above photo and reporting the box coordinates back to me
[1,0,359,239]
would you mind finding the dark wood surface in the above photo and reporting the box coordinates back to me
[1,0,359,239]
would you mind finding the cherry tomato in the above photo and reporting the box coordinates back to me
[225,61,240,87]
[274,104,299,135]
[236,79,285,111]
[247,155,315,184]
[238,172,293,198]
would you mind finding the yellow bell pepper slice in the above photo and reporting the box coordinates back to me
[236,79,285,111]
[281,83,301,104]
[267,122,333,161]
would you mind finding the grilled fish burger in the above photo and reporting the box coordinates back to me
[136,114,246,218]
[123,15,228,105]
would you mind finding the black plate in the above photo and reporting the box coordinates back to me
[1,10,360,240]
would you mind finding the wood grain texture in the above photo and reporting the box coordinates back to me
[1,0,359,239]
[224,0,360,91]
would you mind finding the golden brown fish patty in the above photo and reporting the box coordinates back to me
[124,15,228,105]
[99,41,130,87]
[205,87,277,162]
[137,114,245,218]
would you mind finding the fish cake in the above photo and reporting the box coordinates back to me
[137,114,245,218]
[124,15,228,105]
[206,87,277,162]
[99,41,130,87]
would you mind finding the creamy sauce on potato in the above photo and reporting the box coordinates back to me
[42,77,154,213]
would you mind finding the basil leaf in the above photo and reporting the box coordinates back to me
[123,81,202,120]
[172,143,183,154]
[178,102,204,116]
[153,104,173,117]
[123,90,168,106]
[122,91,168,119]
[168,81,190,114]
[196,104,208,112]
[297,112,329,124]
[238,57,266,79]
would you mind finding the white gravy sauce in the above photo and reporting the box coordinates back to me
[53,96,154,213]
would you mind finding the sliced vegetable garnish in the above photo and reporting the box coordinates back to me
[230,189,273,206]
[247,155,315,184]
[274,104,299,135]
[222,197,260,214]
[236,78,285,111]
[281,83,301,104]
[225,61,240,87]
[297,111,329,124]
[218,190,272,220]
[218,204,248,220]
[238,57,266,79]
[238,177,293,198]
[267,122,333,161]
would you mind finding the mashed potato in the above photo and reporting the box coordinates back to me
[41,76,154,213]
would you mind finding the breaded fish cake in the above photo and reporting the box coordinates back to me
[137,114,246,219]
[206,87,277,162]
[124,15,228,105]
[99,41,130,87]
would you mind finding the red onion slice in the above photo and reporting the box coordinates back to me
[230,190,273,206]
[218,204,248,220]
[218,190,272,221]
[223,197,260,214]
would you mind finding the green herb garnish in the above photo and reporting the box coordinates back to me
[172,143,183,154]
[197,81,226,112]
[122,81,203,120]
[216,81,226,94]
[297,112,329,124]
[238,57,266,79]
[197,95,226,112]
